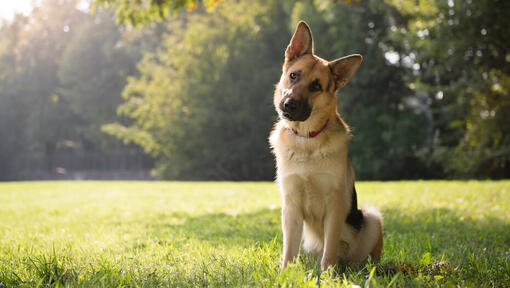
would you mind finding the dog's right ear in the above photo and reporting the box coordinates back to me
[329,54,362,89]
[285,21,314,62]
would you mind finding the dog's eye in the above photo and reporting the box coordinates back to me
[310,79,322,92]
[289,72,297,80]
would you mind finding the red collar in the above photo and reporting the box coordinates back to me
[291,120,329,138]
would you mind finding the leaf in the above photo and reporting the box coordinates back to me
[419,252,431,266]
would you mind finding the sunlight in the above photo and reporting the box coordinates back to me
[0,0,34,21]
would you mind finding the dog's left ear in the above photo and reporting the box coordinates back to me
[285,21,314,62]
[329,54,362,89]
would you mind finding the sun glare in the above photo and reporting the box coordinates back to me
[0,0,34,22]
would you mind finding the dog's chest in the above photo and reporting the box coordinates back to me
[272,124,350,220]
[300,172,338,221]
[279,155,343,220]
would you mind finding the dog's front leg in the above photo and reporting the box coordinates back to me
[321,199,343,271]
[281,202,303,269]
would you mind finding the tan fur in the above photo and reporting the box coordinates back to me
[269,21,383,270]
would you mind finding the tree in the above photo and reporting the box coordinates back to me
[105,0,430,180]
[104,0,290,180]
[0,0,87,178]
[91,0,354,25]
[57,9,136,151]
[0,15,29,179]
[286,0,430,179]
[386,0,510,178]
[3,0,507,180]
[0,0,151,179]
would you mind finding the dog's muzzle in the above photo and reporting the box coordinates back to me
[279,97,311,122]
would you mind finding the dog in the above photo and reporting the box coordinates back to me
[269,21,383,271]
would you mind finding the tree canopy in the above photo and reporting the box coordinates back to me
[103,0,510,179]
[1,0,508,180]
[0,0,152,179]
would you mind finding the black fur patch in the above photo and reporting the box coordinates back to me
[346,184,363,230]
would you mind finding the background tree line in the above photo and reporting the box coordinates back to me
[0,0,156,180]
[0,0,508,180]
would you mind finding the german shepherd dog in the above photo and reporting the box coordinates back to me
[269,21,383,271]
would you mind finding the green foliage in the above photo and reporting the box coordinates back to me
[292,0,430,179]
[91,0,222,25]
[385,0,510,178]
[0,0,88,178]
[1,0,509,180]
[57,9,135,150]
[0,17,28,179]
[0,0,150,179]
[91,0,356,26]
[106,0,289,179]
[107,0,432,180]
[0,181,509,286]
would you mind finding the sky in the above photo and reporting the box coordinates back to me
[0,0,34,22]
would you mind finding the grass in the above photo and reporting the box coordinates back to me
[0,181,509,287]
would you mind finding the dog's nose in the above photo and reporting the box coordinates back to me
[283,98,298,112]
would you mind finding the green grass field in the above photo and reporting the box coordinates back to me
[0,181,509,287]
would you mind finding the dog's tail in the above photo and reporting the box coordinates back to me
[348,206,383,263]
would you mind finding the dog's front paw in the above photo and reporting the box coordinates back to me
[281,257,294,270]
[320,257,337,271]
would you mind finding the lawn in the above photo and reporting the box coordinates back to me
[0,181,509,287]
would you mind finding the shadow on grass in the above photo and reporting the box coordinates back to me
[149,206,509,285]
[363,207,509,285]
[7,207,508,287]
[383,207,510,256]
[148,209,282,247]
[148,206,510,257]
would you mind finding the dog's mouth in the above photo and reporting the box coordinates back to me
[282,112,294,121]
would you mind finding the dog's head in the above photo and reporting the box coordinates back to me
[274,21,362,122]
